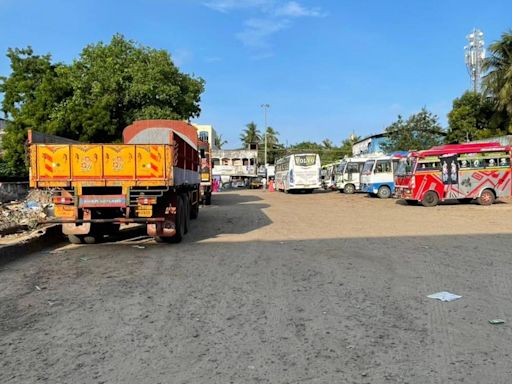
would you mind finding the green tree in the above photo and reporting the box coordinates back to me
[260,126,280,164]
[322,138,333,148]
[0,34,205,175]
[214,134,227,149]
[483,30,512,130]
[446,91,498,143]
[240,121,260,146]
[0,47,73,173]
[339,134,361,157]
[381,108,445,152]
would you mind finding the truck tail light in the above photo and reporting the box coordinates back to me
[137,197,157,205]
[53,196,73,204]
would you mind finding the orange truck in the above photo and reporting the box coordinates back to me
[29,120,201,244]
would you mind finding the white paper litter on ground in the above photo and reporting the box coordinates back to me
[427,291,462,302]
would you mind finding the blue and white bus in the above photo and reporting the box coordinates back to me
[275,153,321,193]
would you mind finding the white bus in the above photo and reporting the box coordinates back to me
[360,155,401,198]
[335,156,374,194]
[275,153,321,193]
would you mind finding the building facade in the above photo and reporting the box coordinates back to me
[211,149,258,182]
[352,133,388,156]
[193,124,219,149]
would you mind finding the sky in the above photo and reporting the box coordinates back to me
[0,0,511,148]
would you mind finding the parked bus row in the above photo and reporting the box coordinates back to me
[276,142,512,207]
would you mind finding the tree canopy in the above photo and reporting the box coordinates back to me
[482,30,512,132]
[381,108,445,152]
[0,34,205,175]
[446,91,499,143]
[240,122,261,146]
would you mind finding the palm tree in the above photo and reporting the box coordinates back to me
[483,31,512,118]
[214,134,227,149]
[263,126,279,147]
[240,122,261,146]
[322,138,333,148]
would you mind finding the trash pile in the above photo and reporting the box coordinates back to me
[0,189,53,235]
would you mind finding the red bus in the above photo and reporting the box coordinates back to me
[394,143,511,207]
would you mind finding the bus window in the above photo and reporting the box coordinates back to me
[500,157,510,167]
[375,160,391,173]
[347,162,359,173]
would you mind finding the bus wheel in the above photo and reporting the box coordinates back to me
[68,235,83,244]
[421,191,439,207]
[344,184,355,194]
[478,189,495,206]
[377,186,391,199]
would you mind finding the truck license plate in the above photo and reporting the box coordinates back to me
[136,205,153,217]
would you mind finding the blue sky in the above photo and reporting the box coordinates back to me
[0,0,510,148]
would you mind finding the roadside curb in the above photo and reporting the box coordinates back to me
[0,225,65,265]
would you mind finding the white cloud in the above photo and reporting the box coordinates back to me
[236,18,290,49]
[274,1,325,18]
[203,0,272,13]
[203,0,326,57]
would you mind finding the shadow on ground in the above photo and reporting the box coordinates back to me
[1,233,512,383]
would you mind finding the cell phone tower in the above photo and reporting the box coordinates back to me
[464,28,485,93]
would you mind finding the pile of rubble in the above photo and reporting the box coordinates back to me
[0,190,53,235]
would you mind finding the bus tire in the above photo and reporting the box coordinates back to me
[478,189,495,206]
[377,185,391,199]
[421,191,439,207]
[344,184,355,194]
[68,234,83,244]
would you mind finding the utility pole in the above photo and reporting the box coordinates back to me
[261,104,270,166]
[465,28,485,93]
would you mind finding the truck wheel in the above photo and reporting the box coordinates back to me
[182,195,190,234]
[190,194,199,220]
[377,186,391,199]
[83,235,99,244]
[344,184,355,194]
[478,189,495,206]
[68,235,83,244]
[421,191,439,207]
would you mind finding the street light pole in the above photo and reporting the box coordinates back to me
[261,104,270,166]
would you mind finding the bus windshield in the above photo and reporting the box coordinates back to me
[362,160,374,175]
[295,155,317,167]
[396,158,416,176]
[337,161,347,174]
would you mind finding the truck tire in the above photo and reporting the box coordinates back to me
[182,195,190,234]
[190,193,199,220]
[344,184,355,194]
[68,235,83,244]
[156,199,185,243]
[377,185,391,199]
[421,191,439,207]
[478,189,495,206]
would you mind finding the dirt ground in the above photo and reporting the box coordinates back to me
[2,190,512,383]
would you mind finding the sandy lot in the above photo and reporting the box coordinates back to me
[1,190,512,383]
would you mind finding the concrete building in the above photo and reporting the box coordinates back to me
[193,124,219,149]
[211,148,258,185]
[352,133,389,156]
